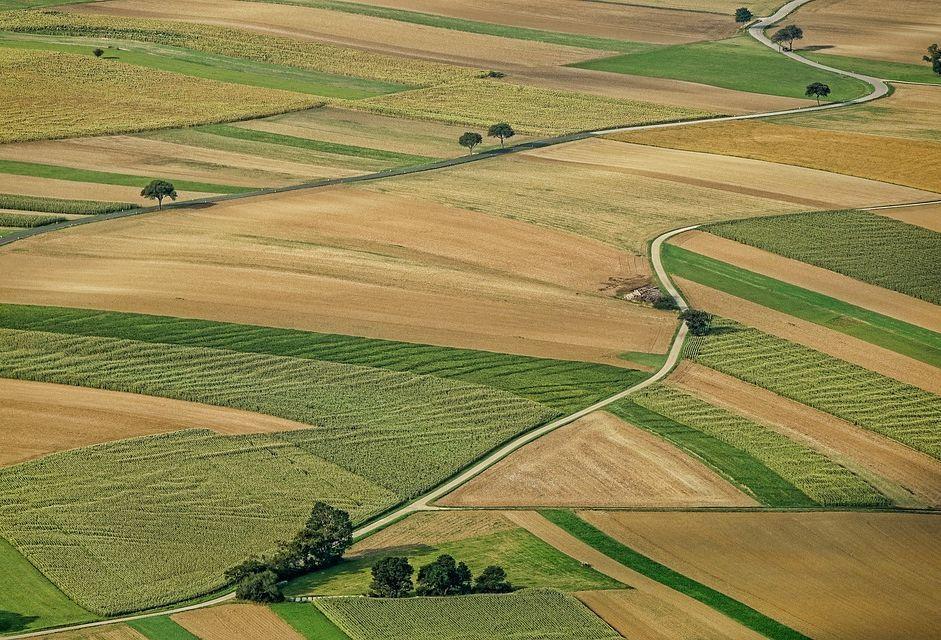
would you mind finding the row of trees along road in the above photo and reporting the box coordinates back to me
[459,123,515,154]
[369,554,513,598]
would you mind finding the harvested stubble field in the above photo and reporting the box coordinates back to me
[580,511,941,640]
[877,202,941,232]
[0,186,674,364]
[38,627,148,640]
[0,174,199,204]
[597,0,781,13]
[439,411,756,508]
[693,320,941,460]
[173,604,305,640]
[315,588,621,640]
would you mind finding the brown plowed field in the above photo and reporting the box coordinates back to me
[173,604,304,640]
[0,378,311,467]
[672,230,941,333]
[876,203,941,232]
[351,511,516,554]
[675,277,941,395]
[439,411,755,508]
[0,186,673,365]
[0,174,214,205]
[581,511,941,640]
[792,0,940,64]
[670,362,941,508]
[45,626,147,640]
[505,511,765,640]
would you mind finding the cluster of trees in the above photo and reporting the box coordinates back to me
[226,502,353,603]
[459,123,516,154]
[680,309,712,336]
[771,24,803,51]
[369,554,512,598]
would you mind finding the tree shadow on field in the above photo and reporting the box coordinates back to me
[0,611,39,633]
[798,45,835,52]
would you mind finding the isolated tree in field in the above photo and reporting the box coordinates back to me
[680,309,713,336]
[925,43,941,75]
[459,131,483,155]
[474,565,513,594]
[488,122,515,148]
[140,179,177,209]
[734,7,753,23]
[369,556,414,598]
[805,82,831,104]
[416,554,473,596]
[771,24,803,51]
[277,501,353,576]
[235,569,284,603]
[93,48,104,58]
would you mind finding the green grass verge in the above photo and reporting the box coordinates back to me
[540,510,812,640]
[0,227,18,237]
[705,210,941,305]
[572,36,871,100]
[246,0,652,54]
[662,244,941,368]
[196,123,436,165]
[0,536,96,634]
[0,159,250,195]
[0,304,646,413]
[608,400,815,507]
[0,0,93,9]
[0,212,65,228]
[128,616,200,640]
[273,603,351,640]
[0,192,134,214]
[618,350,667,369]
[804,52,941,84]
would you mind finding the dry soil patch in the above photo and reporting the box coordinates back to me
[876,202,941,232]
[44,626,148,640]
[173,604,304,640]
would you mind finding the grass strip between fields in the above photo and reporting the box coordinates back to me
[128,616,200,640]
[540,510,813,640]
[273,603,351,640]
[0,192,134,214]
[662,244,941,368]
[0,159,250,194]
[803,52,941,84]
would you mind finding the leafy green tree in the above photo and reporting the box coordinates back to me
[771,24,803,51]
[487,122,515,148]
[278,502,353,577]
[652,293,679,310]
[369,556,414,597]
[459,132,483,155]
[93,48,104,58]
[140,180,177,210]
[925,43,941,75]
[235,569,284,603]
[225,555,270,585]
[680,309,712,336]
[805,82,831,104]
[474,565,513,593]
[734,7,753,23]
[416,555,473,596]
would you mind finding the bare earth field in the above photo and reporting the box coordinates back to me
[672,230,941,333]
[877,203,941,232]
[0,186,673,364]
[439,411,755,508]
[792,0,940,64]
[599,0,781,13]
[173,604,304,640]
[0,174,214,205]
[44,627,147,640]
[670,362,941,508]
[341,0,738,43]
[0,378,312,467]
[675,276,941,394]
[581,511,941,640]
[506,511,765,640]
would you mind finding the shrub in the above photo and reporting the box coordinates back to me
[236,569,284,603]
[680,309,712,335]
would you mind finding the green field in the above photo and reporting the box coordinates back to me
[631,385,887,506]
[705,210,941,304]
[541,511,811,640]
[314,589,621,640]
[273,603,351,640]
[693,320,941,459]
[0,192,134,214]
[128,616,200,640]
[0,537,95,633]
[0,212,65,228]
[0,0,92,8]
[804,53,941,84]
[572,36,871,100]
[662,244,941,368]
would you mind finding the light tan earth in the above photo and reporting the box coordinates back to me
[350,511,517,553]
[44,626,147,640]
[792,0,940,64]
[675,277,941,395]
[0,378,312,467]
[876,203,941,232]
[672,230,941,333]
[600,0,781,13]
[72,0,602,69]
[172,604,304,640]
[670,362,941,508]
[581,510,941,640]
[505,511,765,640]
[439,411,756,508]
[0,174,215,205]
[0,185,673,365]
[341,0,738,43]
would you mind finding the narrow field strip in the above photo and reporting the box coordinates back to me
[0,212,66,228]
[0,193,134,215]
[662,244,941,367]
[540,510,811,640]
[273,604,350,640]
[803,53,941,84]
[172,603,305,640]
[128,616,199,640]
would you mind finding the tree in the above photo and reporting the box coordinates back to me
[140,180,177,209]
[652,293,679,310]
[805,82,831,105]
[277,502,353,577]
[487,122,515,148]
[416,555,473,596]
[474,565,513,594]
[925,43,941,75]
[459,132,483,155]
[369,556,414,597]
[679,309,712,336]
[771,24,803,51]
[93,48,104,58]
[225,555,270,585]
[235,569,284,603]
[734,7,753,23]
